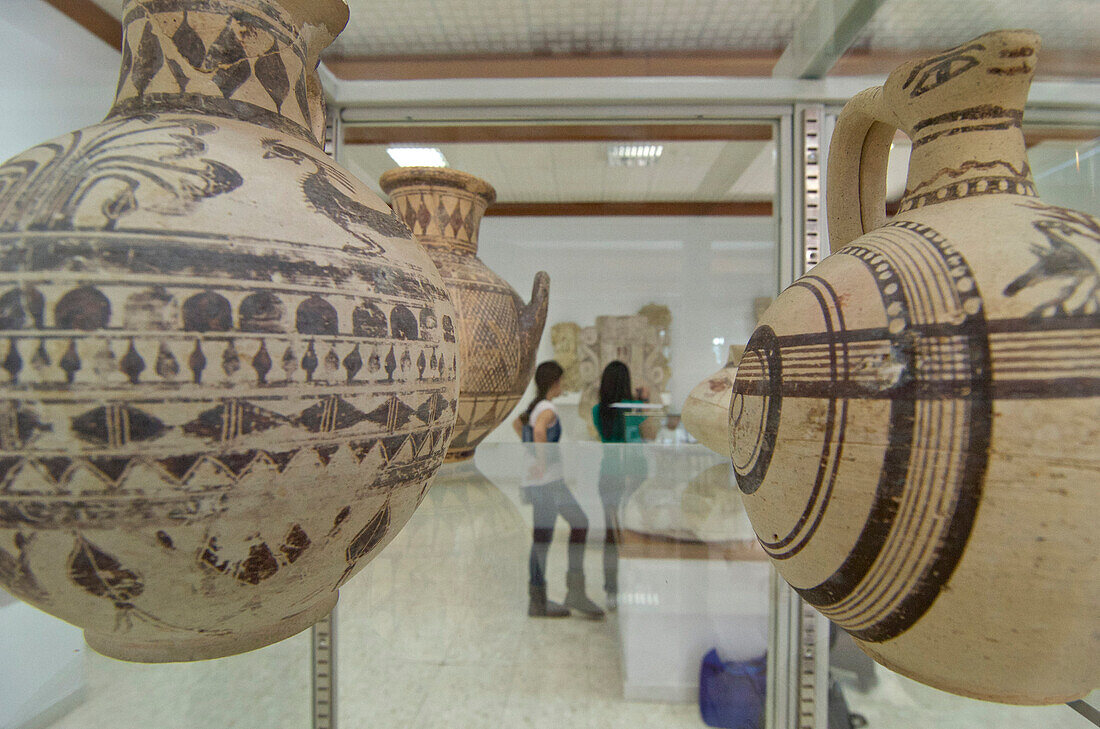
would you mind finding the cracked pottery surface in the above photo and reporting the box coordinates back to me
[0,0,458,661]
[731,30,1099,704]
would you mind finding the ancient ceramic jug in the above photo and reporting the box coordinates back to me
[380,168,549,461]
[682,345,744,455]
[0,0,458,662]
[730,30,1098,704]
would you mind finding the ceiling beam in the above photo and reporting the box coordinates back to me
[485,202,773,217]
[41,0,122,51]
[344,123,773,146]
[772,0,886,79]
[326,45,1099,84]
[326,51,781,80]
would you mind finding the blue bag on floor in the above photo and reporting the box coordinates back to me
[699,649,767,729]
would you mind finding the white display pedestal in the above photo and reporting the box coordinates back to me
[617,552,770,703]
[0,593,85,729]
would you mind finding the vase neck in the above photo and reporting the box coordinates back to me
[897,107,1037,215]
[380,169,496,257]
[108,0,340,146]
[391,187,487,256]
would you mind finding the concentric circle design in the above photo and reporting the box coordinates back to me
[731,220,996,643]
[730,325,782,495]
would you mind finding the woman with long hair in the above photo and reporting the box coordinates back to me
[591,360,653,609]
[593,360,653,443]
[514,360,565,443]
[515,361,603,619]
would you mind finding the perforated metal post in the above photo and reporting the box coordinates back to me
[767,104,831,729]
[311,104,342,729]
[312,607,337,729]
[799,105,827,271]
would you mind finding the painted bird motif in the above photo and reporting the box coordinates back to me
[1005,215,1100,318]
[261,138,411,255]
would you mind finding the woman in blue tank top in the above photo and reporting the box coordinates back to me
[513,361,603,619]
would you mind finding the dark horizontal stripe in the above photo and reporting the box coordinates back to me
[107,94,316,145]
[992,377,1100,398]
[987,313,1100,334]
[734,375,1100,400]
[775,327,892,347]
[992,360,1100,371]
[913,120,1022,148]
[912,104,1023,132]
[0,238,441,304]
[768,315,1099,349]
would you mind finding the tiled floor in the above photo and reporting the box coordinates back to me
[16,444,1096,728]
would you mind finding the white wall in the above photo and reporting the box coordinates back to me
[0,3,120,162]
[477,215,778,441]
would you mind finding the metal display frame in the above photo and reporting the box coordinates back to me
[313,82,1099,727]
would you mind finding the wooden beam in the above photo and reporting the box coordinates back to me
[344,123,773,146]
[325,50,781,80]
[327,47,1099,82]
[42,0,122,51]
[485,201,773,217]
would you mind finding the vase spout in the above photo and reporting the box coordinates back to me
[518,271,550,362]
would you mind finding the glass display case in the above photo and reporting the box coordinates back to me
[6,441,1096,728]
[1,15,1097,721]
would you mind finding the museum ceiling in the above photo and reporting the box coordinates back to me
[49,0,1100,214]
[83,0,1099,79]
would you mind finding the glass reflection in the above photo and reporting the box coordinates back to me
[521,443,603,620]
[332,441,776,727]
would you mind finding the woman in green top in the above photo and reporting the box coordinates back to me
[592,360,653,608]
[592,361,650,443]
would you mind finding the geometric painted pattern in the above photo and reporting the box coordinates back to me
[382,169,549,460]
[0,4,460,655]
[111,2,321,141]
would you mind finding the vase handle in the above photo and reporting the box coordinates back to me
[826,87,898,251]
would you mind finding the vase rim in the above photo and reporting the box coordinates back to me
[380,167,497,206]
[276,0,350,42]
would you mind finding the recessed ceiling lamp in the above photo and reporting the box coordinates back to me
[607,143,664,167]
[387,146,448,167]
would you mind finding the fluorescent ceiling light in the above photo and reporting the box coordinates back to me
[387,147,448,167]
[607,143,664,167]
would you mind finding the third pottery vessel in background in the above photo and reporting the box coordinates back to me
[0,0,458,661]
[682,344,744,455]
[381,168,549,461]
[730,30,1098,704]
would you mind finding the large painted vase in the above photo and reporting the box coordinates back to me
[730,31,1098,703]
[0,0,458,661]
[380,167,549,461]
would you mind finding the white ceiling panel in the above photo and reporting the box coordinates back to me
[329,0,815,56]
[90,0,816,55]
[851,0,1100,52]
[91,1,1099,57]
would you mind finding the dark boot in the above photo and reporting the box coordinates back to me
[564,570,605,620]
[528,585,569,618]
